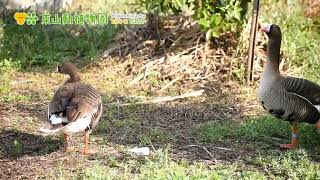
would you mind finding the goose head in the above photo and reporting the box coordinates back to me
[261,24,282,39]
[57,63,80,83]
[261,24,282,72]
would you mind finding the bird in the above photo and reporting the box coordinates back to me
[258,24,320,149]
[39,62,103,154]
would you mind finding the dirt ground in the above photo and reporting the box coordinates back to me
[0,65,262,179]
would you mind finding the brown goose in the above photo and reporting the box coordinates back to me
[258,24,320,149]
[39,63,103,154]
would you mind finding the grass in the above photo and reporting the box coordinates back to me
[251,149,320,179]
[197,121,234,142]
[53,148,269,179]
[7,62,320,179]
[0,20,119,68]
[51,147,320,179]
[0,60,31,102]
[0,0,133,69]
[139,128,171,145]
[198,116,320,148]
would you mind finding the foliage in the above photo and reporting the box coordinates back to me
[137,0,250,39]
[137,0,189,14]
[195,0,249,40]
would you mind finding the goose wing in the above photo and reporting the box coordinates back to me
[48,83,74,122]
[48,83,102,129]
[282,76,320,105]
[65,84,102,129]
[262,87,320,124]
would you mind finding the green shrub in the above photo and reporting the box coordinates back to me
[195,0,249,39]
[137,0,250,39]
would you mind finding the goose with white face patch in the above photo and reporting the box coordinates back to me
[39,63,103,155]
[258,24,320,149]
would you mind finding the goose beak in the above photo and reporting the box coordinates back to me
[261,24,271,33]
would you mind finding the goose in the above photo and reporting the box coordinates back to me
[258,24,320,149]
[39,63,103,154]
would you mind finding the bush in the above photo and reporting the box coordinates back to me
[195,0,249,39]
[137,0,250,39]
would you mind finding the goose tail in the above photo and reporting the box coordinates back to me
[38,121,64,135]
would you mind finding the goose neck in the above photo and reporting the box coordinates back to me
[266,37,281,74]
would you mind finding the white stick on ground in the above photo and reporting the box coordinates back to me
[110,89,204,106]
[159,75,183,92]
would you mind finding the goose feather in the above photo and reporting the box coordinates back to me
[258,24,320,124]
[39,64,102,135]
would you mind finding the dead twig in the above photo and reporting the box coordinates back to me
[193,34,203,60]
[159,75,183,92]
[10,80,33,85]
[200,146,215,160]
[148,139,156,153]
[129,72,151,85]
[109,89,204,106]
[211,146,233,151]
[154,14,168,60]
[182,145,217,162]
[84,42,134,68]
[0,133,15,139]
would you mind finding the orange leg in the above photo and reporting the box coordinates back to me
[280,122,299,149]
[82,131,91,155]
[315,120,320,129]
[62,133,69,152]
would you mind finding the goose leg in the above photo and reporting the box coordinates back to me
[315,120,320,133]
[280,122,299,149]
[62,133,69,152]
[62,133,76,152]
[82,130,91,155]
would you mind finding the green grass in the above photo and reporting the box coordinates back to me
[251,149,320,179]
[237,117,290,141]
[198,116,320,148]
[48,104,320,179]
[139,128,171,145]
[52,147,320,179]
[260,0,320,82]
[197,121,234,142]
[53,149,270,179]
[0,0,139,69]
[0,60,31,102]
[0,21,118,68]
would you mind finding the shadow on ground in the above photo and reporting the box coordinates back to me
[1,87,320,179]
[93,91,320,163]
[94,95,254,162]
[0,130,61,159]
